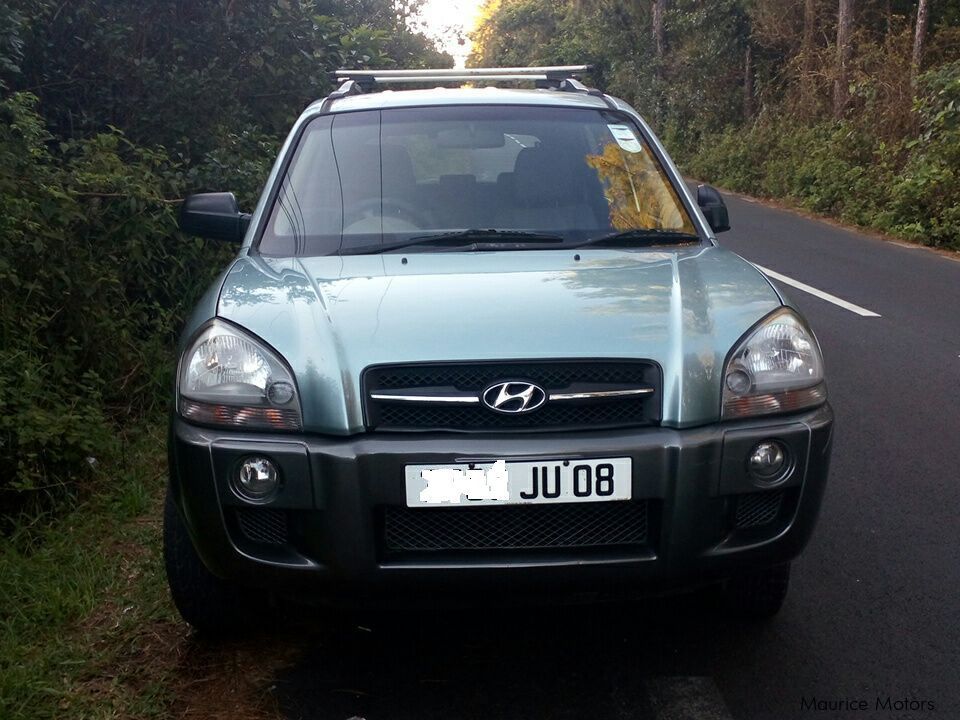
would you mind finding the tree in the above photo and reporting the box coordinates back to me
[652,0,667,58]
[801,0,819,110]
[912,0,931,86]
[3,0,449,153]
[833,0,854,117]
[652,0,667,116]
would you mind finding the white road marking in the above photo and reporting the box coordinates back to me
[888,240,920,249]
[645,677,735,720]
[755,265,882,317]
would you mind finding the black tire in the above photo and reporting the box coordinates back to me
[163,486,259,635]
[721,562,791,619]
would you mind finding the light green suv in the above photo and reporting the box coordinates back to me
[166,66,833,633]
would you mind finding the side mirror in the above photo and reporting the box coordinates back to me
[697,184,730,233]
[179,192,251,242]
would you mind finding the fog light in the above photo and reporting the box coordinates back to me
[235,456,279,500]
[748,441,787,482]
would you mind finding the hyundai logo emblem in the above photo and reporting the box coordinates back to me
[481,381,547,414]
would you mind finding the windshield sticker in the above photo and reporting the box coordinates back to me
[607,124,643,153]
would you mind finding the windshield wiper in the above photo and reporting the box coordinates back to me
[573,229,700,249]
[338,229,567,255]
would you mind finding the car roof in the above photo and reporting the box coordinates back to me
[305,87,616,115]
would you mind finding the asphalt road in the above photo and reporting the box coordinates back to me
[274,195,960,720]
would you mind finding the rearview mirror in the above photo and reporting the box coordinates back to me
[697,184,730,234]
[435,127,505,149]
[179,192,251,242]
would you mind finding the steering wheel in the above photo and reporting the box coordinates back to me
[345,197,432,230]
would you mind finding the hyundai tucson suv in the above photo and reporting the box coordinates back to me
[165,66,833,633]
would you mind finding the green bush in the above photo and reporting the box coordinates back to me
[0,92,231,517]
[884,61,960,245]
[682,62,960,249]
[0,1,452,521]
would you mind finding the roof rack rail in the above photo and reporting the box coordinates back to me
[324,65,618,109]
[317,78,365,112]
[550,76,618,108]
[333,65,591,89]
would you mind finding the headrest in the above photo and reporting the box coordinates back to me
[438,174,478,193]
[513,147,578,206]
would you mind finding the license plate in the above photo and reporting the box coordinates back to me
[404,457,632,507]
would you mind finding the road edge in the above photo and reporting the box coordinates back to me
[687,178,960,264]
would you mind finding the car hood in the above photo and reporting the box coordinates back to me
[217,247,781,433]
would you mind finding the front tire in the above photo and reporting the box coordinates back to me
[163,487,258,635]
[721,562,791,619]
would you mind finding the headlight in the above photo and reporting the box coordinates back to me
[722,308,826,419]
[177,320,302,430]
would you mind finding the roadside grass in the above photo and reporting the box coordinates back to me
[0,421,298,719]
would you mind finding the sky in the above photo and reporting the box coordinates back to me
[415,0,486,68]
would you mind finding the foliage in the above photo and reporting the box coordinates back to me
[471,0,960,249]
[683,61,960,246]
[886,61,960,243]
[5,0,449,156]
[0,92,223,511]
[0,1,450,517]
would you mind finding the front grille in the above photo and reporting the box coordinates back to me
[364,360,661,432]
[734,491,784,528]
[383,501,649,553]
[236,508,289,545]
[373,363,654,390]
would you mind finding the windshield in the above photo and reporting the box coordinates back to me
[258,105,697,256]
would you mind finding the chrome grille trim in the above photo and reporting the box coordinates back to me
[549,387,654,401]
[370,392,481,404]
[369,386,654,404]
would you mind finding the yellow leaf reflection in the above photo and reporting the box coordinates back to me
[586,142,696,234]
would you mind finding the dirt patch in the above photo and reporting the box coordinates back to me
[173,631,304,720]
[70,614,305,719]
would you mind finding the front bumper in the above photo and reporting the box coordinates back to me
[169,404,833,600]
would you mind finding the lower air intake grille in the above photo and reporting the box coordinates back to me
[236,508,289,545]
[383,501,648,553]
[734,491,784,528]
